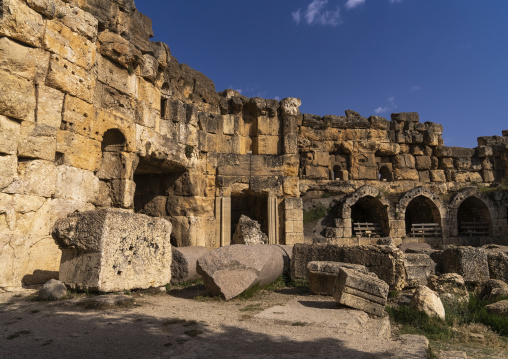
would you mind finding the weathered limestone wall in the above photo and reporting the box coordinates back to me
[1,0,508,289]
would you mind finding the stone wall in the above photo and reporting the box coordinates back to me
[1,0,508,288]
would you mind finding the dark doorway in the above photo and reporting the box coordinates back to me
[379,165,392,182]
[231,191,268,238]
[405,196,441,236]
[457,197,492,236]
[351,196,389,237]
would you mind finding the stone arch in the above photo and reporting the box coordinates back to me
[398,187,446,236]
[340,186,391,237]
[449,188,494,236]
[101,128,126,152]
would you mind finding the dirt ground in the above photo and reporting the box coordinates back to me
[0,284,433,359]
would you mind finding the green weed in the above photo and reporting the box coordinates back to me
[303,205,327,223]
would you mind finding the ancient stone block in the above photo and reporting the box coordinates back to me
[36,85,65,128]
[403,253,436,287]
[0,154,17,189]
[55,165,99,203]
[418,170,430,183]
[0,37,38,80]
[232,215,268,245]
[376,142,400,156]
[307,261,372,295]
[4,159,56,197]
[56,130,102,172]
[25,0,56,18]
[254,135,280,155]
[482,245,508,283]
[196,244,286,300]
[53,1,99,41]
[0,115,20,155]
[477,146,493,158]
[291,244,406,290]
[393,168,419,181]
[437,247,489,284]
[98,30,142,69]
[97,55,137,96]
[333,268,389,316]
[46,54,95,103]
[415,156,432,170]
[17,122,57,161]
[0,70,36,122]
[391,112,419,122]
[171,246,208,284]
[43,20,96,70]
[429,170,446,182]
[0,0,45,47]
[52,209,172,292]
[61,95,95,137]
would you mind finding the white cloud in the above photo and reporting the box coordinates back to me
[274,96,281,101]
[410,86,421,92]
[374,106,388,114]
[345,0,365,10]
[292,9,301,24]
[374,96,397,115]
[292,0,341,27]
[389,0,403,3]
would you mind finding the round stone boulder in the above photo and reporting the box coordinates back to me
[38,279,67,300]
[410,285,445,320]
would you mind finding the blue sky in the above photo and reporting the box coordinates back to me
[136,1,508,148]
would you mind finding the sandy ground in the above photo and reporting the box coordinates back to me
[0,285,429,359]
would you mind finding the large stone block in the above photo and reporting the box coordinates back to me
[0,0,44,47]
[43,20,96,70]
[17,122,57,161]
[46,54,95,103]
[4,159,56,198]
[98,30,142,69]
[196,244,286,300]
[0,70,36,121]
[171,246,208,284]
[52,209,172,292]
[307,261,373,295]
[62,94,95,137]
[291,244,407,290]
[403,253,436,288]
[56,130,101,171]
[36,85,65,128]
[482,245,508,283]
[0,115,20,155]
[333,268,389,316]
[436,247,489,284]
[97,55,137,96]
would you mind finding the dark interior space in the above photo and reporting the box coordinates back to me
[457,197,492,236]
[231,191,268,237]
[405,195,441,235]
[350,196,389,237]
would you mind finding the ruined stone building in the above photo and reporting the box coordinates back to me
[1,0,508,288]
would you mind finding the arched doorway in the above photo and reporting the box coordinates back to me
[332,165,343,180]
[457,197,492,236]
[405,195,442,237]
[351,196,389,237]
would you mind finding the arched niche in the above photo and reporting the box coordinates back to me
[397,187,446,238]
[340,185,391,237]
[449,189,494,237]
[404,195,442,235]
[101,128,126,152]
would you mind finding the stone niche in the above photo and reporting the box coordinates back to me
[52,209,172,292]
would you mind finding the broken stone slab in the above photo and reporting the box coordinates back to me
[433,246,489,284]
[333,268,389,316]
[403,253,436,288]
[410,285,445,320]
[307,261,375,296]
[427,273,469,303]
[38,279,67,300]
[477,279,508,301]
[52,209,172,292]
[485,299,508,317]
[171,246,208,284]
[482,244,508,283]
[196,244,285,300]
[291,243,406,290]
[231,214,268,245]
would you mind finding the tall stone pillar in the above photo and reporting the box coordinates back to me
[280,98,301,155]
[216,196,231,247]
[268,196,279,244]
[284,198,304,245]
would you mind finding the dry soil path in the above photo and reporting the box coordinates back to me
[0,287,428,359]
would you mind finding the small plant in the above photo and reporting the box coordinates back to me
[303,204,327,223]
[56,11,65,19]
[185,144,194,159]
[184,329,203,337]
[124,289,131,295]
[321,191,332,198]
[291,321,307,327]
[127,66,134,75]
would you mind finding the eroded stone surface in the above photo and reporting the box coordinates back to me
[410,285,445,320]
[52,209,172,292]
[196,244,285,300]
[171,246,208,284]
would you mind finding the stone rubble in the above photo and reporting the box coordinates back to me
[171,246,208,284]
[410,285,446,320]
[231,214,268,245]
